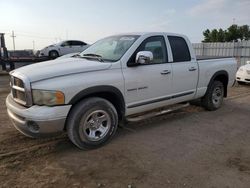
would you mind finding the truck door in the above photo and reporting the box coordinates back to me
[122,36,173,114]
[168,36,198,100]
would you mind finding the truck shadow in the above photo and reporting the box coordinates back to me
[115,105,204,138]
[0,104,204,164]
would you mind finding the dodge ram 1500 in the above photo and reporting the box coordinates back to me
[6,32,237,149]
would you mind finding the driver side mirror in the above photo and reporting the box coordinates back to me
[136,51,153,64]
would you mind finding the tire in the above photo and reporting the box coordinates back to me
[49,50,59,58]
[67,97,118,150]
[4,62,15,72]
[201,81,224,111]
[237,81,245,85]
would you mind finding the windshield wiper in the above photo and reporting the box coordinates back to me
[72,53,81,57]
[81,53,104,62]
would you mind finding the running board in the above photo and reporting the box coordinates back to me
[126,103,189,122]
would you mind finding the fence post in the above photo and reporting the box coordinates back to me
[202,43,204,56]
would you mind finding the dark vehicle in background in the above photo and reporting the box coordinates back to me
[8,50,34,58]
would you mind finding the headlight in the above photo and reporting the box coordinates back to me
[32,90,65,106]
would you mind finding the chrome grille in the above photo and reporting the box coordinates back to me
[10,73,32,107]
[10,76,26,105]
[13,89,26,101]
[13,77,24,88]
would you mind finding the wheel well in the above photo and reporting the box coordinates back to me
[83,92,124,120]
[68,86,125,121]
[49,50,59,56]
[210,71,229,97]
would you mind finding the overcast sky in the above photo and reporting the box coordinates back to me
[0,0,249,50]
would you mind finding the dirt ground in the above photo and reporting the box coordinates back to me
[0,73,250,188]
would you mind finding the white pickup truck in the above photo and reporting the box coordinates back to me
[6,32,237,149]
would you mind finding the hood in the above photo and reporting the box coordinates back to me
[41,44,56,50]
[42,45,54,50]
[240,64,250,71]
[244,64,250,70]
[12,57,112,82]
[56,52,79,59]
[47,44,55,48]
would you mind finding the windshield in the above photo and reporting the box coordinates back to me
[79,35,139,62]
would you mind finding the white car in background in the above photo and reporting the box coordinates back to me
[38,40,89,58]
[236,61,250,84]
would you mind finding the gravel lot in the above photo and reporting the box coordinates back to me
[0,73,250,188]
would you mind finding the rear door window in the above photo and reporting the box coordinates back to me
[168,36,191,62]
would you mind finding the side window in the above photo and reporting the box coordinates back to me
[128,36,168,65]
[61,41,70,46]
[71,41,86,46]
[68,41,74,46]
[70,41,78,46]
[168,36,191,62]
[139,36,168,64]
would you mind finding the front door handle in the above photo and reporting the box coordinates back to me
[161,70,171,75]
[189,67,197,71]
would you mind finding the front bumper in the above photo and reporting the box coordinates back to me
[38,49,48,57]
[236,72,250,83]
[6,94,71,137]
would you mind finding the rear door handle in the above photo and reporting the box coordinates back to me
[189,67,197,71]
[161,70,171,75]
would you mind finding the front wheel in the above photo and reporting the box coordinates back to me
[67,97,118,150]
[49,50,59,58]
[201,81,224,111]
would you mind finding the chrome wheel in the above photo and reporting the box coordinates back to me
[49,51,59,58]
[79,110,111,141]
[67,97,118,150]
[212,86,223,108]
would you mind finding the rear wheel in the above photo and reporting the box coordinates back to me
[67,97,118,150]
[201,81,224,111]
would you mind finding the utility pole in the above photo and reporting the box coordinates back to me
[32,40,35,51]
[10,30,16,51]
